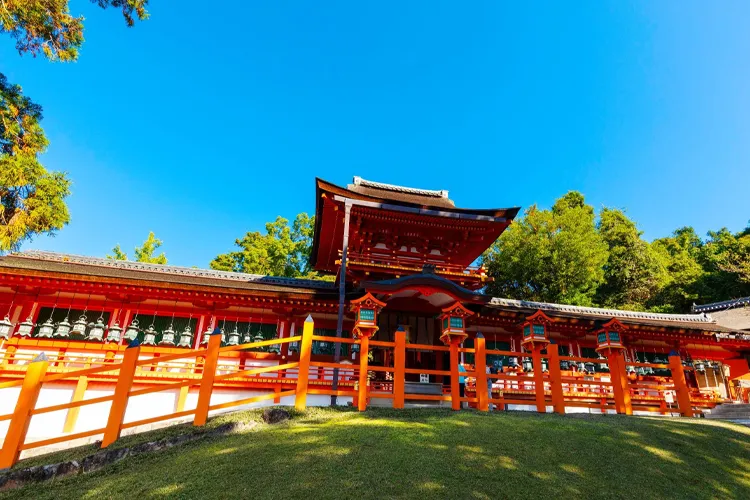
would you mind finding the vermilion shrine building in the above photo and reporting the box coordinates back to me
[1,176,750,447]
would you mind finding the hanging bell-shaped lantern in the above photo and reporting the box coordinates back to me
[584,362,596,374]
[522,357,533,372]
[598,355,609,372]
[123,318,140,342]
[70,314,88,339]
[177,325,193,348]
[54,316,72,338]
[86,317,106,341]
[509,357,519,368]
[142,324,158,346]
[160,324,176,346]
[693,360,706,373]
[351,342,360,353]
[17,316,35,338]
[0,315,14,339]
[106,321,123,343]
[242,329,253,345]
[542,358,549,372]
[226,326,240,346]
[38,317,56,338]
[254,329,265,351]
[200,325,213,345]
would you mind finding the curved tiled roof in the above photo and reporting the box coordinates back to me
[489,297,715,324]
[351,177,450,199]
[693,296,750,313]
[2,251,335,290]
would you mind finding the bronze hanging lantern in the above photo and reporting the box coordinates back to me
[177,325,193,348]
[17,316,35,338]
[86,316,106,341]
[142,324,158,346]
[124,318,140,342]
[160,324,176,346]
[70,314,88,339]
[200,325,213,345]
[106,321,123,343]
[38,317,55,338]
[54,316,72,338]
[226,326,240,346]
[0,315,14,339]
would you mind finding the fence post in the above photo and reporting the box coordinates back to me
[193,329,222,427]
[669,351,694,417]
[101,342,141,447]
[295,315,314,411]
[450,340,461,410]
[531,346,546,413]
[548,342,565,414]
[475,333,488,412]
[394,327,406,409]
[63,373,89,433]
[0,353,49,469]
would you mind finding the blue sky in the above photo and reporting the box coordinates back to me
[2,1,749,267]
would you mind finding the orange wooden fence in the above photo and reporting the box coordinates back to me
[0,316,710,469]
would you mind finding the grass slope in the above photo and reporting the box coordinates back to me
[2,408,749,499]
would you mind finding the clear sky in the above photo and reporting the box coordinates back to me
[2,1,749,268]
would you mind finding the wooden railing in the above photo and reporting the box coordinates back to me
[0,316,713,469]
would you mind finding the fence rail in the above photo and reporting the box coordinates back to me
[0,316,716,469]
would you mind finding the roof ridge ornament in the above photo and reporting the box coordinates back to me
[352,176,449,199]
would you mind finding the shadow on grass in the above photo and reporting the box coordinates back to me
[2,408,749,500]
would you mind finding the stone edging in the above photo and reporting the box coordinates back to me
[0,420,258,492]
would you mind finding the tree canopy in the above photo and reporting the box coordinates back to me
[0,75,70,252]
[210,213,328,279]
[107,231,167,264]
[0,1,149,253]
[483,194,750,313]
[483,192,608,306]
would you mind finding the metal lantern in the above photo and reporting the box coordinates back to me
[142,324,158,346]
[226,326,240,346]
[106,321,123,343]
[242,329,253,344]
[200,325,213,345]
[438,302,473,346]
[598,356,609,372]
[38,317,56,338]
[0,315,13,339]
[351,342,360,353]
[584,362,595,374]
[86,317,106,341]
[350,292,386,339]
[54,316,72,338]
[509,357,519,368]
[70,314,88,339]
[522,357,533,372]
[254,330,265,351]
[542,358,549,372]
[577,362,586,372]
[17,316,35,338]
[694,360,706,373]
[177,326,193,348]
[160,325,176,346]
[124,319,140,342]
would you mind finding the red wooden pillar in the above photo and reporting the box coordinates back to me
[393,328,406,409]
[475,333,488,412]
[449,340,461,411]
[669,351,694,417]
[607,351,632,415]
[531,346,546,413]
[548,343,565,414]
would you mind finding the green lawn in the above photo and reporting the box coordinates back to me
[2,408,749,499]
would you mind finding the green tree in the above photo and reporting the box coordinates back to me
[0,1,149,252]
[107,232,167,264]
[483,192,608,306]
[211,213,330,279]
[595,208,667,310]
[0,75,71,252]
[698,227,750,300]
[649,227,706,312]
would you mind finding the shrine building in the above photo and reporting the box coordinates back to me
[1,176,750,452]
